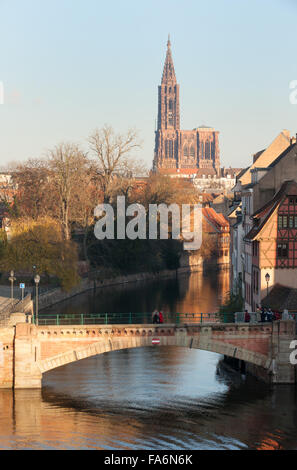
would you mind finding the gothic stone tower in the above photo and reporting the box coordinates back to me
[153,38,220,176]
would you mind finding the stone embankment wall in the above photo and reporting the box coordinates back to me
[38,264,203,311]
[38,252,229,311]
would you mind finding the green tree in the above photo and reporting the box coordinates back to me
[0,217,80,291]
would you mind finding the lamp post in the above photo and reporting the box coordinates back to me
[8,270,16,300]
[265,272,270,298]
[34,275,40,326]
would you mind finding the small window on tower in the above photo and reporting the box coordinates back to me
[169,140,173,158]
[201,142,204,158]
[190,146,195,158]
[205,141,211,160]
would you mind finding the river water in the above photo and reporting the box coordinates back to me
[1,270,297,450]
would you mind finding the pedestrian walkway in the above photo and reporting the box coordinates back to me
[0,285,33,300]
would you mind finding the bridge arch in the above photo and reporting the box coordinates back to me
[38,329,270,377]
[11,321,296,389]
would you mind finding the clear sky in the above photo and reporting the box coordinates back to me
[0,0,296,169]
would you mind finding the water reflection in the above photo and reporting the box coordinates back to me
[0,347,297,450]
[44,270,230,315]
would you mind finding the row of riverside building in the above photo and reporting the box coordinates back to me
[228,129,297,313]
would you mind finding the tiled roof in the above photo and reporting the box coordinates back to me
[261,284,297,312]
[268,142,297,168]
[253,149,265,163]
[201,193,215,203]
[157,168,217,176]
[202,207,229,233]
[221,167,243,177]
[244,180,297,241]
[158,168,198,175]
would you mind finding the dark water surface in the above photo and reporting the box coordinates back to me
[1,271,297,450]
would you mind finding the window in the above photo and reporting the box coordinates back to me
[166,140,174,159]
[183,145,189,157]
[289,216,294,228]
[278,216,283,229]
[168,112,173,126]
[255,271,259,294]
[169,140,173,158]
[205,141,211,160]
[190,146,195,158]
[211,141,215,159]
[283,216,288,228]
[277,243,288,258]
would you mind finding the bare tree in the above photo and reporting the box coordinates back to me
[12,158,52,219]
[88,125,143,203]
[48,143,89,241]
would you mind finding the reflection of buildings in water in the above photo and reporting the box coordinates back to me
[175,269,230,313]
[216,270,230,304]
[44,270,230,317]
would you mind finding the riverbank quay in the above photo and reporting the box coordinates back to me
[38,262,229,311]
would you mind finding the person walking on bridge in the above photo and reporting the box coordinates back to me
[159,311,164,324]
[152,310,160,324]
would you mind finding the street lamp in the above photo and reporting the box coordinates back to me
[265,272,270,298]
[8,270,16,300]
[34,275,40,326]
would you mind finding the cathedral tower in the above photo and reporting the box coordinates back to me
[158,36,180,130]
[153,38,220,177]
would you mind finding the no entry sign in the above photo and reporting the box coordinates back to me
[152,338,160,345]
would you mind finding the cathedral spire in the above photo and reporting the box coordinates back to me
[162,35,176,84]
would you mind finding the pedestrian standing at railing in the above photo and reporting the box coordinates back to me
[256,304,261,321]
[159,311,164,324]
[282,309,292,320]
[267,308,273,322]
[152,310,160,324]
[244,310,251,323]
[274,311,281,321]
[262,307,268,322]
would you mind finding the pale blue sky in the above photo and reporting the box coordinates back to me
[0,0,296,169]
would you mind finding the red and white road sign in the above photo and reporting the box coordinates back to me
[152,338,160,345]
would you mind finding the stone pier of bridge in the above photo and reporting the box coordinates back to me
[0,315,296,389]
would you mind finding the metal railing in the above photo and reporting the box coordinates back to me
[33,312,221,326]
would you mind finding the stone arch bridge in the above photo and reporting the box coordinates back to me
[0,319,296,389]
